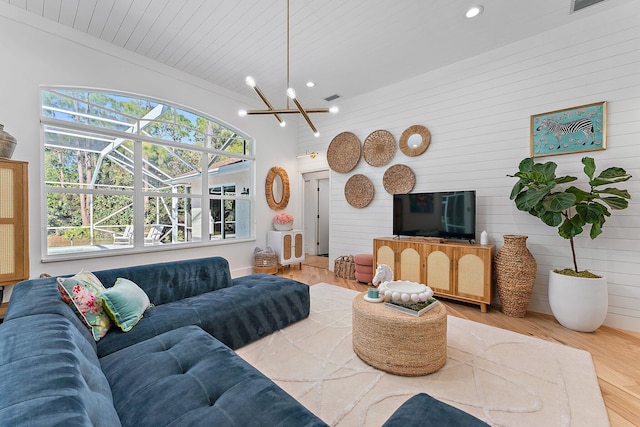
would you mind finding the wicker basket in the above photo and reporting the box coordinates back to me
[254,252,278,275]
[363,130,396,167]
[334,255,356,280]
[344,174,374,208]
[327,132,361,173]
[383,164,415,194]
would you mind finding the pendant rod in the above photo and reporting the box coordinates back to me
[286,0,290,110]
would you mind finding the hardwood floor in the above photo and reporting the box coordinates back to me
[279,256,640,427]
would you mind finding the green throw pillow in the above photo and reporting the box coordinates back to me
[57,271,112,341]
[98,278,151,332]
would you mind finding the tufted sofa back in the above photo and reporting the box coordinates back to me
[93,256,233,306]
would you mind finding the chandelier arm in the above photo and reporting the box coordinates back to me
[252,85,284,125]
[291,97,319,135]
[246,108,330,115]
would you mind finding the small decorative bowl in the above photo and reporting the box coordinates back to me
[378,280,434,303]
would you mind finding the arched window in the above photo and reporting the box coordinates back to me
[41,87,254,259]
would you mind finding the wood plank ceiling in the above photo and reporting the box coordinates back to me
[0,0,627,105]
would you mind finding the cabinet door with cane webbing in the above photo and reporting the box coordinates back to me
[0,159,29,286]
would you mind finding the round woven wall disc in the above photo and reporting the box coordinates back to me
[383,164,415,194]
[344,174,374,208]
[363,130,396,167]
[327,132,361,173]
[399,125,431,157]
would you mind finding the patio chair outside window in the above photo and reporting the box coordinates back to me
[144,225,164,245]
[113,225,133,245]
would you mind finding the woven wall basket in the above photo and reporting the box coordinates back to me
[344,174,374,208]
[363,130,396,167]
[494,235,537,317]
[383,164,415,194]
[328,132,361,173]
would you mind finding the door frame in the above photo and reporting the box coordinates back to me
[300,169,330,256]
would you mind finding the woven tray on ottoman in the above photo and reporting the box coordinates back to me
[352,292,447,376]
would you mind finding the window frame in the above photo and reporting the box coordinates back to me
[40,87,256,262]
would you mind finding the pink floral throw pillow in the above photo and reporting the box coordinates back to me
[57,272,112,341]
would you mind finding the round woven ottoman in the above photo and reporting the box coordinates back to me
[352,292,447,376]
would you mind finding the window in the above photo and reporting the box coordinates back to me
[41,88,254,258]
[210,185,236,239]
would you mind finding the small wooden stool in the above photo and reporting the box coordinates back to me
[352,292,447,376]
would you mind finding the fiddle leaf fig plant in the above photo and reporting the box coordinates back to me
[508,156,631,276]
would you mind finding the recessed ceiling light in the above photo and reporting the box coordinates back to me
[306,81,315,88]
[465,5,484,18]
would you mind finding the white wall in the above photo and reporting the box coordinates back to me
[296,2,640,331]
[0,4,302,301]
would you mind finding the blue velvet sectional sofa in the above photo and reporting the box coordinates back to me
[0,256,490,426]
[0,256,325,426]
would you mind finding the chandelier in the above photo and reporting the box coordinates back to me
[238,0,338,137]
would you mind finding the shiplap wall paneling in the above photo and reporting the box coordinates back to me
[297,2,640,331]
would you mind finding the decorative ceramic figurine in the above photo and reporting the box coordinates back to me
[372,264,393,287]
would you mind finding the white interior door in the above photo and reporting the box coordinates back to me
[317,178,330,255]
[303,178,317,255]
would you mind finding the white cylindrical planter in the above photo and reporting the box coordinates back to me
[548,270,608,332]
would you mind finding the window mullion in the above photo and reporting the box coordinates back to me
[133,139,143,247]
[201,152,209,242]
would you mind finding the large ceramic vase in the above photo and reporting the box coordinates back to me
[548,270,608,332]
[494,235,537,317]
[0,124,17,159]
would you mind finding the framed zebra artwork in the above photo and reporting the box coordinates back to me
[530,101,606,157]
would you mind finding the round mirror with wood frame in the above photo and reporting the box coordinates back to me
[399,125,431,157]
[265,166,290,210]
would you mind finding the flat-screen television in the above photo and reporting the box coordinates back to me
[393,191,476,241]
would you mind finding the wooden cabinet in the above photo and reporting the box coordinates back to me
[0,159,29,289]
[268,230,304,269]
[373,237,494,312]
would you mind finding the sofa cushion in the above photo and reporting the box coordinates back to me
[355,271,374,283]
[5,277,98,350]
[0,314,121,426]
[353,253,373,265]
[97,274,310,357]
[92,256,233,306]
[100,325,326,427]
[98,278,151,332]
[57,271,112,340]
[382,393,489,427]
[354,264,374,275]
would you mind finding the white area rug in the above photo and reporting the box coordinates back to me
[237,283,609,427]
